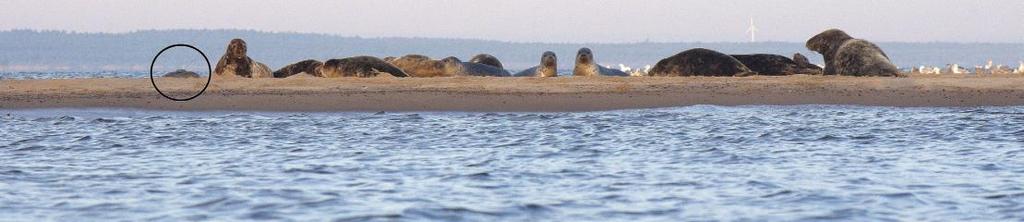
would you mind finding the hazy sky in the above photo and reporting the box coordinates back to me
[2,0,1022,43]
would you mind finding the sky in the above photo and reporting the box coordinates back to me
[1,0,1022,43]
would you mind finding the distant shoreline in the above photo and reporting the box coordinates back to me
[3,75,1024,112]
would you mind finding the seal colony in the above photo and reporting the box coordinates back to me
[208,29,910,79]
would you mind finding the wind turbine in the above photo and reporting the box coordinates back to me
[746,17,758,42]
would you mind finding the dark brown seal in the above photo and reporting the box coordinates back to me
[573,48,628,77]
[648,48,754,77]
[273,59,323,78]
[321,56,409,78]
[730,54,822,75]
[441,57,511,77]
[162,69,201,78]
[386,54,449,77]
[469,54,504,69]
[213,38,272,78]
[806,29,900,76]
[514,51,558,77]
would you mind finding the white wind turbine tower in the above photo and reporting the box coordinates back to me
[746,17,758,42]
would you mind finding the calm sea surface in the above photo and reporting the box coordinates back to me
[1,106,1023,221]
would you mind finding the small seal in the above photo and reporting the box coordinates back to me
[162,69,201,78]
[806,29,900,76]
[441,57,511,77]
[791,53,824,74]
[514,51,558,77]
[387,54,449,77]
[573,48,628,77]
[648,48,755,77]
[469,54,504,69]
[320,56,410,78]
[730,54,822,75]
[273,59,324,78]
[214,39,273,78]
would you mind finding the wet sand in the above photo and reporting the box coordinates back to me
[2,74,1024,112]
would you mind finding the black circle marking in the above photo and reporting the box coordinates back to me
[149,44,212,101]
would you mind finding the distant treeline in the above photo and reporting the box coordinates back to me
[1,29,1022,71]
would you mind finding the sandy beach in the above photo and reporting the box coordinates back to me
[2,74,1024,112]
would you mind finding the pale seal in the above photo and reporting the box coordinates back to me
[387,54,449,77]
[213,39,273,78]
[514,51,558,77]
[573,48,628,77]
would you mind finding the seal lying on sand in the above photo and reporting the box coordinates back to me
[648,48,755,77]
[162,69,201,78]
[273,59,323,78]
[514,51,558,77]
[320,56,409,78]
[469,54,504,69]
[214,39,273,78]
[387,54,449,77]
[730,54,823,75]
[806,29,900,76]
[441,57,511,77]
[573,48,628,77]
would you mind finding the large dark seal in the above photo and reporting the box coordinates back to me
[792,53,824,74]
[320,56,409,78]
[647,48,755,77]
[214,39,273,78]
[806,29,900,76]
[514,51,558,77]
[469,54,504,69]
[387,54,449,77]
[162,69,201,78]
[441,57,511,77]
[273,59,323,78]
[573,48,628,77]
[730,53,823,75]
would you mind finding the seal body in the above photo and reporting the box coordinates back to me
[791,53,824,74]
[387,54,449,77]
[441,57,511,77]
[514,51,558,77]
[730,54,822,75]
[273,59,323,78]
[469,54,504,69]
[162,69,201,78]
[573,48,628,77]
[321,56,409,78]
[648,48,754,77]
[214,39,272,78]
[806,29,900,76]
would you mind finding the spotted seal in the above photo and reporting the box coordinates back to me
[514,51,558,77]
[647,48,755,77]
[273,59,324,78]
[806,29,900,76]
[469,54,504,69]
[441,57,511,77]
[573,48,628,77]
[320,56,409,78]
[213,39,273,78]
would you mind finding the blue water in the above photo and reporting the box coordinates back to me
[1,106,1023,221]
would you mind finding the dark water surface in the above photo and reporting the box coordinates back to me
[1,106,1023,221]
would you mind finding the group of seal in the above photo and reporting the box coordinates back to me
[210,29,899,79]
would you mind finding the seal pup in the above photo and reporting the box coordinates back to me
[441,57,511,77]
[214,38,273,78]
[513,51,558,77]
[320,56,409,78]
[806,29,900,76]
[273,59,323,78]
[648,48,755,77]
[573,48,629,77]
[387,54,449,77]
[792,53,824,74]
[162,69,201,78]
[730,54,823,75]
[469,54,504,69]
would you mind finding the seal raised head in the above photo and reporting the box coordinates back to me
[648,48,755,77]
[806,29,900,76]
[469,54,504,69]
[730,54,822,75]
[320,56,409,78]
[273,59,324,78]
[514,51,558,77]
[441,56,511,77]
[573,48,628,77]
[214,38,273,78]
[387,54,449,77]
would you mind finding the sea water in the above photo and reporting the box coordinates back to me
[1,106,1022,221]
